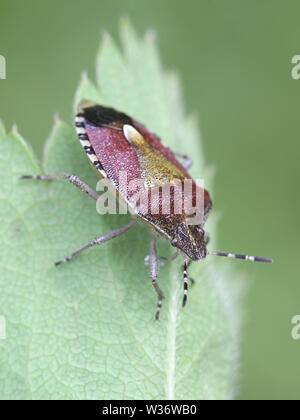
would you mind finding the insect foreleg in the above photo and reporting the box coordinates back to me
[21,173,99,201]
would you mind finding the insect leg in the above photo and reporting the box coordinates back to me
[55,219,136,266]
[173,152,193,170]
[149,236,165,320]
[159,249,180,264]
[144,249,180,267]
[186,259,195,285]
[180,259,194,286]
[182,260,189,307]
[182,259,196,306]
[20,173,99,201]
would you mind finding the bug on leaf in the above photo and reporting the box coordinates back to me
[21,101,273,320]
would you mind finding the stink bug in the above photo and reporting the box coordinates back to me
[21,101,273,320]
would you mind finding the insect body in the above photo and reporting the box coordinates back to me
[22,101,273,320]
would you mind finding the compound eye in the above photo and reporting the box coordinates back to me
[171,238,178,247]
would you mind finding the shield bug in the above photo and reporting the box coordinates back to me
[21,100,273,320]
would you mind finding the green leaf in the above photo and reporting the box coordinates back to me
[0,21,242,399]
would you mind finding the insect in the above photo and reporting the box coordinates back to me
[21,100,273,320]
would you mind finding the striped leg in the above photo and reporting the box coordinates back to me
[20,173,99,201]
[149,236,165,320]
[182,260,189,307]
[180,259,194,285]
[55,219,136,266]
[185,259,195,286]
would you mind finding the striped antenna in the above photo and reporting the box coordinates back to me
[209,251,273,264]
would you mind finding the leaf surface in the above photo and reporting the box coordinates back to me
[0,21,241,400]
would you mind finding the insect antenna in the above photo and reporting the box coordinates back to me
[209,251,273,264]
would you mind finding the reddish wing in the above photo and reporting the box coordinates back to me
[134,121,211,214]
[76,104,212,214]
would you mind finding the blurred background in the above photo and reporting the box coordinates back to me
[0,0,299,400]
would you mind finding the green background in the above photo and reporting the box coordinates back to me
[0,0,299,400]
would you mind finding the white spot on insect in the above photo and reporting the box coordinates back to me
[89,155,98,162]
[76,127,86,135]
[123,124,143,144]
[249,256,255,262]
[79,140,90,147]
[228,253,235,258]
[75,116,85,123]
